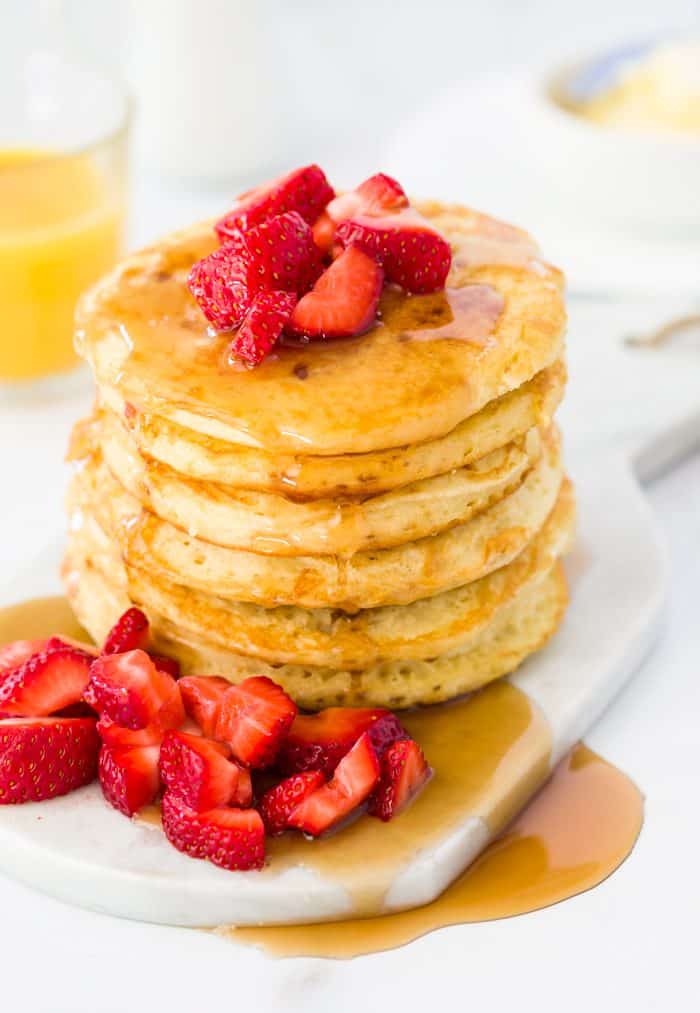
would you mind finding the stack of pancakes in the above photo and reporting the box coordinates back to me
[64,202,574,710]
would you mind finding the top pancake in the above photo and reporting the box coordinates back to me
[97,360,565,501]
[75,203,566,457]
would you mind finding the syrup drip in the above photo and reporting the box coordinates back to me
[224,745,642,959]
[0,596,643,961]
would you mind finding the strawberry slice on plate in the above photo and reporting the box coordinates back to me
[85,649,184,731]
[288,732,380,836]
[327,172,408,222]
[215,676,297,769]
[259,770,325,835]
[96,715,164,750]
[230,766,254,807]
[288,245,383,339]
[215,164,334,239]
[159,730,252,811]
[311,210,337,254]
[336,212,452,293]
[98,744,161,816]
[0,643,93,717]
[0,717,99,804]
[149,654,180,679]
[0,639,48,676]
[367,738,432,822]
[227,289,297,366]
[178,675,230,738]
[280,707,407,777]
[45,635,98,657]
[161,793,265,871]
[102,607,150,655]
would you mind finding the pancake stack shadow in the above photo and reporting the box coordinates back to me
[64,204,575,710]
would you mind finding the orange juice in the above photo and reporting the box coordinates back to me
[0,149,125,381]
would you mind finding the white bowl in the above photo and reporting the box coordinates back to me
[525,42,700,235]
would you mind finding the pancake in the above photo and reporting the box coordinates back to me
[99,360,565,500]
[75,203,566,457]
[65,479,573,669]
[68,426,564,610]
[64,541,568,710]
[66,196,573,709]
[93,410,542,556]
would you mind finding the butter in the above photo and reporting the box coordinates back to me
[582,42,700,135]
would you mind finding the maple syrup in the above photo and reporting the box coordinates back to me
[225,744,642,958]
[395,285,504,346]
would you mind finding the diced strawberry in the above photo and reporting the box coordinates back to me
[103,607,150,655]
[215,164,334,239]
[366,712,410,759]
[232,765,253,807]
[0,639,49,676]
[288,245,383,340]
[98,744,161,816]
[227,289,297,367]
[259,770,325,835]
[46,635,99,657]
[189,212,321,332]
[84,650,184,731]
[150,655,180,679]
[288,732,379,836]
[159,730,250,811]
[0,644,93,717]
[161,793,265,871]
[312,211,337,254]
[231,212,322,295]
[97,715,163,750]
[327,173,408,222]
[155,688,185,732]
[336,212,452,293]
[280,707,407,778]
[355,173,409,212]
[187,243,251,331]
[0,717,99,804]
[367,738,432,822]
[178,675,230,738]
[215,676,297,769]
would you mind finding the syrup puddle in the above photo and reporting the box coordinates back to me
[0,596,643,961]
[223,745,642,959]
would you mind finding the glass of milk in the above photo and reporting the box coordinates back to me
[126,0,285,182]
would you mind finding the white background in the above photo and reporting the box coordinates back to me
[1,0,700,1009]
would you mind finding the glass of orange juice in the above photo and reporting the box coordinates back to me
[0,5,129,389]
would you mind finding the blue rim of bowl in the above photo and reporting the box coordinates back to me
[564,39,656,102]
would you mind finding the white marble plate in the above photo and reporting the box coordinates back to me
[0,449,667,927]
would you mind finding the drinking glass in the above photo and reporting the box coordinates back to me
[0,2,130,391]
